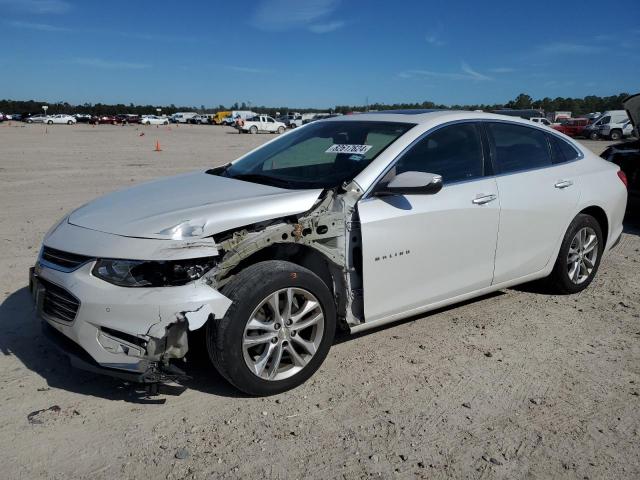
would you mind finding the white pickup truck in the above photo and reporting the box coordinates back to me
[238,115,286,134]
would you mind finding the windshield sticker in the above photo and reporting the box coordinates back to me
[325,144,372,155]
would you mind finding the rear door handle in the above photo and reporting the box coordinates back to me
[554,180,573,189]
[472,194,497,205]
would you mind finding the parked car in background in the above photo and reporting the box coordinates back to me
[602,94,639,210]
[546,111,572,123]
[530,117,552,126]
[552,118,590,137]
[91,115,119,125]
[171,112,198,124]
[46,114,76,125]
[237,115,286,134]
[74,114,93,123]
[30,110,626,395]
[26,114,50,124]
[598,119,633,141]
[187,114,211,125]
[115,114,141,124]
[141,115,169,125]
[583,110,629,140]
[224,111,257,126]
[213,111,231,125]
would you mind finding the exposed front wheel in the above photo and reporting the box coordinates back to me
[277,126,285,134]
[250,125,258,134]
[547,214,603,294]
[206,261,336,396]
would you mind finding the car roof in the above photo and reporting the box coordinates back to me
[320,109,546,126]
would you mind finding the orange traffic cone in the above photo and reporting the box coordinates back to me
[154,140,162,152]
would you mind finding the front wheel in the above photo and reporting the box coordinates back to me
[47,120,53,125]
[67,120,73,125]
[250,125,258,134]
[589,131,599,140]
[206,261,336,396]
[547,214,603,294]
[277,126,285,134]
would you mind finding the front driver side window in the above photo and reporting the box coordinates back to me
[384,123,484,185]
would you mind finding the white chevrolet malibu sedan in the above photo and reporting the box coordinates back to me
[31,110,627,395]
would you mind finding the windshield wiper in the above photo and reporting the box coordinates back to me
[229,173,301,189]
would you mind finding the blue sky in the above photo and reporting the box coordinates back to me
[1,0,638,108]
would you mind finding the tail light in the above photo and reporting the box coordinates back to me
[617,170,628,188]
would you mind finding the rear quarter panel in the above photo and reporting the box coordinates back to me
[573,153,627,252]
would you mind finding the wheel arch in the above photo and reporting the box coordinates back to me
[224,243,339,300]
[578,205,609,247]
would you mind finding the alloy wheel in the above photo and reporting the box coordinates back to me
[567,226,598,284]
[242,288,325,381]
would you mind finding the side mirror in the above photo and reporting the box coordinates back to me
[375,171,443,196]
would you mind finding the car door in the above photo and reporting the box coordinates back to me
[358,122,500,323]
[485,122,580,284]
[266,117,277,132]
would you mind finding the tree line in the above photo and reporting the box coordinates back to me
[0,93,631,117]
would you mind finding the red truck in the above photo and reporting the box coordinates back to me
[552,118,590,137]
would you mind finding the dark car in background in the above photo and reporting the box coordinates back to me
[91,115,119,125]
[115,114,140,124]
[602,94,640,212]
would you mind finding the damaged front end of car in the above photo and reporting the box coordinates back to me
[33,178,366,388]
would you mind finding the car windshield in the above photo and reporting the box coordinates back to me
[217,121,415,189]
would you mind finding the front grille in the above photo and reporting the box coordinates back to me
[39,278,80,323]
[41,246,92,271]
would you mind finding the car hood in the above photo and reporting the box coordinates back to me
[624,93,639,128]
[68,171,323,240]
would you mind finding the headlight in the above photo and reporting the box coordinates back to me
[92,257,216,287]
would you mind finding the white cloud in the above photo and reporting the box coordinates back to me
[0,0,70,14]
[252,0,340,31]
[425,34,445,47]
[400,63,492,82]
[488,67,514,73]
[538,42,604,55]
[461,62,492,81]
[73,58,151,70]
[308,20,345,33]
[223,65,272,74]
[6,20,69,32]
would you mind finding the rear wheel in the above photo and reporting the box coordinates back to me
[47,120,53,125]
[547,214,603,294]
[277,126,285,134]
[67,120,73,125]
[609,129,622,141]
[206,261,336,396]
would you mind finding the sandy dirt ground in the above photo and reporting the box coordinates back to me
[1,123,638,479]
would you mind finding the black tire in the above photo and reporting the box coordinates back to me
[67,120,73,125]
[547,214,604,294]
[47,120,53,125]
[609,129,622,141]
[589,131,599,140]
[250,125,258,134]
[27,119,33,124]
[206,260,336,396]
[277,126,285,134]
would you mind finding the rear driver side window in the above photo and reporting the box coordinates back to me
[488,122,551,174]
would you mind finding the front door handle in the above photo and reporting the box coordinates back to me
[554,180,573,189]
[472,194,497,205]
